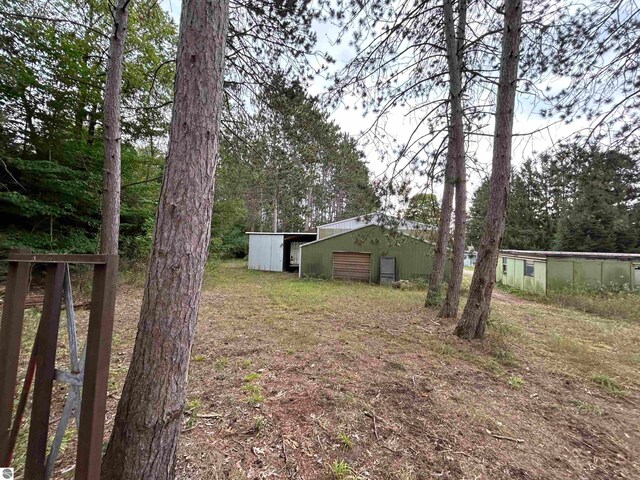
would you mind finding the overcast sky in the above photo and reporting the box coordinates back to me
[160,1,588,198]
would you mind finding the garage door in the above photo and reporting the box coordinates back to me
[332,252,371,281]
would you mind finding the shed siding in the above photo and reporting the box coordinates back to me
[497,255,545,294]
[547,258,633,290]
[546,259,574,291]
[573,259,602,288]
[602,260,631,286]
[318,228,351,239]
[301,225,446,282]
[248,234,284,272]
[534,262,546,294]
[499,250,639,294]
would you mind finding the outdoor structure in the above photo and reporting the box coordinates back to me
[316,212,431,240]
[247,232,317,272]
[497,249,640,294]
[0,250,118,479]
[464,249,477,267]
[299,224,448,283]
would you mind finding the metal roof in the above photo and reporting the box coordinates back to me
[301,224,432,248]
[500,249,640,261]
[245,232,316,236]
[317,212,433,230]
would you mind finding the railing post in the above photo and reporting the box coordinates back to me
[0,248,31,466]
[24,263,66,479]
[75,255,118,480]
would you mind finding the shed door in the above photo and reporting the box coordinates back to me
[332,252,371,282]
[380,256,396,284]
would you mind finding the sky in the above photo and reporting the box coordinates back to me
[159,0,590,199]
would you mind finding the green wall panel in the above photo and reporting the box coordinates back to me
[300,225,448,282]
[498,254,636,294]
[602,260,631,287]
[547,259,574,291]
[573,259,602,288]
[534,261,546,294]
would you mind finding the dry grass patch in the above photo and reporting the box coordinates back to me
[4,260,639,479]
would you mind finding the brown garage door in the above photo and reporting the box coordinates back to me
[332,252,371,281]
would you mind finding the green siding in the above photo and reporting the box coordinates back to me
[534,262,546,294]
[602,260,631,287]
[547,258,632,290]
[497,255,545,294]
[547,259,574,291]
[573,259,602,288]
[499,255,636,294]
[300,225,448,282]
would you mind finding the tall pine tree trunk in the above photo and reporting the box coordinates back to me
[425,144,454,306]
[100,1,230,478]
[99,0,130,255]
[439,0,467,318]
[454,0,522,339]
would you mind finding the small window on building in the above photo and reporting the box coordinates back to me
[524,260,534,277]
[502,257,507,275]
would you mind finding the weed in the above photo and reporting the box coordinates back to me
[507,376,525,389]
[329,460,355,479]
[193,354,206,362]
[285,347,295,355]
[395,465,417,480]
[241,383,260,394]
[185,398,202,428]
[245,390,265,405]
[240,359,253,369]
[214,357,229,370]
[490,346,519,367]
[253,416,266,434]
[591,373,624,394]
[337,432,353,448]
[574,400,603,415]
[243,372,261,382]
[487,312,522,339]
[242,383,264,405]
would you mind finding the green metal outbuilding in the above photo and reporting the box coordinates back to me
[497,249,640,294]
[299,224,449,283]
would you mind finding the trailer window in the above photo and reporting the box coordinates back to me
[524,260,534,277]
[502,257,507,274]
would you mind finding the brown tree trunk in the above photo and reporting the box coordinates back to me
[87,104,98,145]
[100,1,230,478]
[99,0,130,255]
[439,0,467,318]
[425,143,454,306]
[272,187,279,232]
[454,0,522,339]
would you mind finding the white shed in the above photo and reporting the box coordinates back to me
[247,232,317,272]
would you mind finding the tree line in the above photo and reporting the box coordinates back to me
[0,0,378,264]
[468,144,640,253]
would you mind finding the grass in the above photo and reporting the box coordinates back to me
[495,281,640,324]
[243,372,261,382]
[12,259,640,478]
[329,460,356,479]
[337,432,354,448]
[507,375,525,389]
[591,373,625,395]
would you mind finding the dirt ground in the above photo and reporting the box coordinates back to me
[10,261,640,479]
